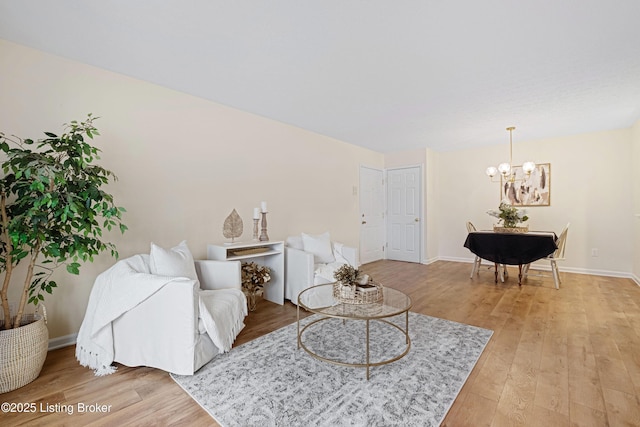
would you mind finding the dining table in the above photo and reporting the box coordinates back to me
[463,230,557,285]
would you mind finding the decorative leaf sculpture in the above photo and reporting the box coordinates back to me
[223,209,243,242]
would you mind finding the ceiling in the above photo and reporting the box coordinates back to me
[2,1,640,153]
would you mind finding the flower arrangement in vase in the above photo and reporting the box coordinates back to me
[333,264,369,297]
[487,200,529,232]
[332,264,382,304]
[240,262,271,311]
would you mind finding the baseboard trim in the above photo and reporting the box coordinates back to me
[49,332,77,351]
[439,256,474,264]
[438,256,637,281]
[45,267,640,350]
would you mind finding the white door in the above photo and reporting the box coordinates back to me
[386,166,422,263]
[359,166,385,264]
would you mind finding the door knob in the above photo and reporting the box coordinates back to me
[415,218,419,222]
[362,221,367,224]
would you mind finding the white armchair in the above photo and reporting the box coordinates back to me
[284,232,358,305]
[76,241,247,376]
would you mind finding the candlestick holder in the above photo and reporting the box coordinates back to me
[252,218,259,241]
[259,212,269,241]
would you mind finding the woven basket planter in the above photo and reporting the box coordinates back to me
[0,312,48,393]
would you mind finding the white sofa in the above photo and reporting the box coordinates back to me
[284,232,358,305]
[76,241,247,376]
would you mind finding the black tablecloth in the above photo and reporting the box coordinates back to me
[464,231,557,265]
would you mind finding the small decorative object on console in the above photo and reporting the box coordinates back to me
[259,201,269,242]
[252,208,260,241]
[223,209,243,243]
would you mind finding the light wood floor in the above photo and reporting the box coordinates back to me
[3,260,640,426]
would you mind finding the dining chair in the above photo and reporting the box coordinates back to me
[466,222,481,277]
[466,221,507,281]
[523,223,570,289]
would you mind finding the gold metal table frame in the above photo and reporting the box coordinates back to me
[296,283,412,380]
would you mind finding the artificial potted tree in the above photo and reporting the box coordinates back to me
[0,114,126,392]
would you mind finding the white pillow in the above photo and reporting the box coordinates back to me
[149,240,198,280]
[286,235,304,250]
[301,232,335,264]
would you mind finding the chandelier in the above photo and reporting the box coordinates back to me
[485,126,535,182]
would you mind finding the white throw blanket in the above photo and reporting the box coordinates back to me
[75,255,185,376]
[314,242,353,284]
[199,289,247,353]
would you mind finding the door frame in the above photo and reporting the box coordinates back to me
[358,165,386,264]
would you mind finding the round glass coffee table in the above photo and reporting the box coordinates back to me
[297,283,412,380]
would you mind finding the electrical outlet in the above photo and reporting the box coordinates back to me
[591,248,598,257]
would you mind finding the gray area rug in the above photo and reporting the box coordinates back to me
[171,312,492,427]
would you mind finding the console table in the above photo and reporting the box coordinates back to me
[208,241,284,305]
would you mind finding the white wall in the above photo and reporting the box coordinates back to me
[435,129,634,276]
[0,40,384,338]
[2,38,637,341]
[632,119,640,283]
[379,128,637,278]
[424,148,440,264]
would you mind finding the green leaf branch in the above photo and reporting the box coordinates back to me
[0,115,127,329]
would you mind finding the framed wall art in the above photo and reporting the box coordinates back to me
[501,163,550,206]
